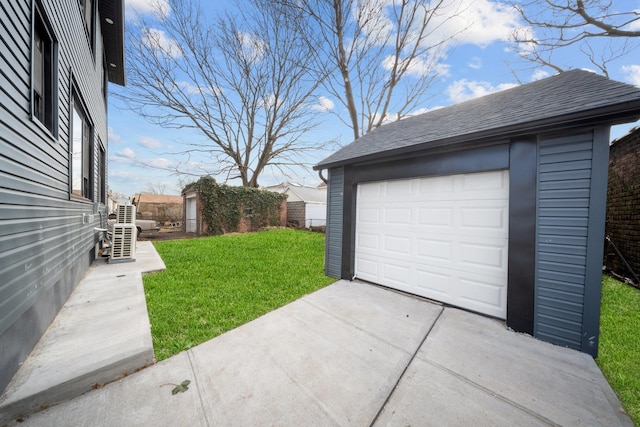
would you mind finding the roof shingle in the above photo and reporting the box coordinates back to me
[315,70,640,169]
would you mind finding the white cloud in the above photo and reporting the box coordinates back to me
[407,105,445,117]
[531,69,550,81]
[109,170,139,179]
[111,147,136,163]
[625,9,640,31]
[146,157,174,169]
[447,79,518,103]
[381,55,450,78]
[621,65,640,86]
[108,127,122,143]
[311,96,335,112]
[142,27,182,58]
[139,136,163,149]
[118,148,136,159]
[354,0,395,45]
[426,0,522,47]
[467,57,482,69]
[238,32,266,64]
[125,0,170,20]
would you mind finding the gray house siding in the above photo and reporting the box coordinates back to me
[534,129,608,353]
[0,0,114,393]
[325,167,343,278]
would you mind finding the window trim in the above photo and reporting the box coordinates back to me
[97,139,106,205]
[69,84,94,201]
[31,0,58,138]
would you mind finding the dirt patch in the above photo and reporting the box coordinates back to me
[138,228,197,241]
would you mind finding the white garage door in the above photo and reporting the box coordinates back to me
[355,170,509,318]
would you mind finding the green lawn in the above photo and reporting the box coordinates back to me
[597,275,640,425]
[143,229,335,361]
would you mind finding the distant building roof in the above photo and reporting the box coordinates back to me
[287,186,326,204]
[264,183,327,203]
[315,70,640,170]
[133,193,183,205]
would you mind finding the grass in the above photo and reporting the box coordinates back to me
[143,228,335,361]
[597,275,640,425]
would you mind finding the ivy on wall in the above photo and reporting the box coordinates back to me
[184,176,287,235]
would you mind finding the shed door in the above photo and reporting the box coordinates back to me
[355,170,509,318]
[185,195,197,233]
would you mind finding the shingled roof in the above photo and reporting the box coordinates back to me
[315,70,640,170]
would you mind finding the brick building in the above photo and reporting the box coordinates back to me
[605,126,640,282]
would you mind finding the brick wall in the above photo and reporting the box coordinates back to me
[185,191,287,235]
[605,127,640,280]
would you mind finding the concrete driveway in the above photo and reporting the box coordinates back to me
[11,280,631,426]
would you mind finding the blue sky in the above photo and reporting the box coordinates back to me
[106,0,640,197]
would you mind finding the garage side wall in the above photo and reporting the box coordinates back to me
[535,129,608,356]
[325,168,344,278]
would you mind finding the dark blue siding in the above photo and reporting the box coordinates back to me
[535,132,594,349]
[325,168,344,278]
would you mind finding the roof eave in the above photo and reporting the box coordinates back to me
[99,0,126,86]
[314,101,640,170]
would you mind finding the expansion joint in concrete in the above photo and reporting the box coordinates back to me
[368,306,445,427]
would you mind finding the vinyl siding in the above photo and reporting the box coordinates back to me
[0,0,110,393]
[325,168,344,278]
[535,132,594,349]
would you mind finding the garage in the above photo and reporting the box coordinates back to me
[355,171,509,318]
[315,70,640,356]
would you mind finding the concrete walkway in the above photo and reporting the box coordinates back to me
[0,242,164,424]
[1,273,632,425]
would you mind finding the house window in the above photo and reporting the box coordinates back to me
[71,95,93,199]
[98,143,106,204]
[79,0,95,52]
[32,2,57,133]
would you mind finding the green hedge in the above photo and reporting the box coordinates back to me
[184,176,287,235]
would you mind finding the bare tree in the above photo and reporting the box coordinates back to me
[107,189,130,206]
[119,0,327,187]
[144,183,166,195]
[279,0,465,140]
[511,0,639,77]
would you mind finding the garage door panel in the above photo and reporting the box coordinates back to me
[461,170,508,192]
[416,238,451,261]
[458,280,506,318]
[357,232,379,250]
[383,263,412,286]
[385,208,411,224]
[461,207,508,229]
[355,256,380,281]
[418,176,455,195]
[359,182,383,199]
[458,242,508,272]
[383,235,411,256]
[418,208,453,226]
[415,270,453,299]
[355,170,509,319]
[358,208,380,223]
